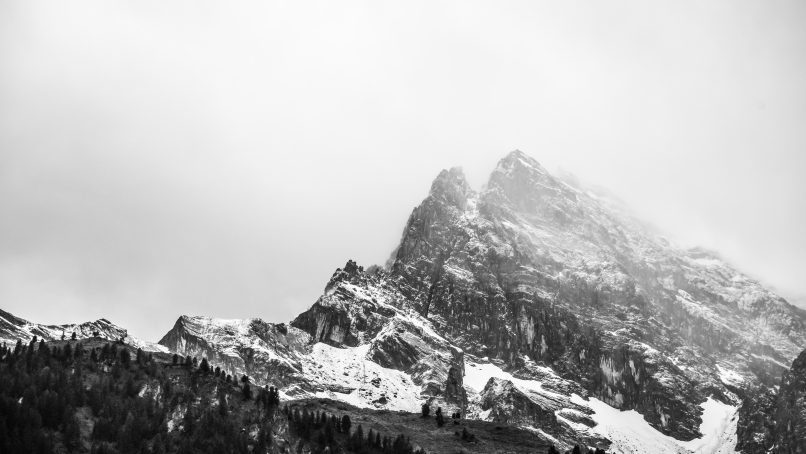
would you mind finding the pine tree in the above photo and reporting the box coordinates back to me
[120,348,131,368]
[38,339,49,357]
[218,393,229,417]
[341,415,351,434]
[352,424,364,450]
[63,408,81,450]
[63,342,73,362]
[435,407,445,427]
[74,342,84,360]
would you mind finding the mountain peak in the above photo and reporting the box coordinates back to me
[489,150,554,189]
[428,166,473,209]
[484,150,571,215]
[430,166,469,192]
[496,150,546,174]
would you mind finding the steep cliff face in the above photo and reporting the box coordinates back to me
[737,347,806,453]
[774,349,806,453]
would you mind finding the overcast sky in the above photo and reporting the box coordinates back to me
[1,0,805,341]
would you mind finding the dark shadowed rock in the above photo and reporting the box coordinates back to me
[775,349,806,452]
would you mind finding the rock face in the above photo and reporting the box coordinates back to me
[774,349,806,453]
[737,347,806,453]
[158,315,310,387]
[0,308,167,352]
[481,377,561,429]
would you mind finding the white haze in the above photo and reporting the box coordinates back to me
[1,1,805,341]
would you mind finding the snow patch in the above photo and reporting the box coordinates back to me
[464,360,563,401]
[305,343,421,412]
[716,365,744,387]
[571,395,738,454]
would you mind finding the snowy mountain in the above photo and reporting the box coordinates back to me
[4,150,804,453]
[156,151,806,452]
[0,308,168,353]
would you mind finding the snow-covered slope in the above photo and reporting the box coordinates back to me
[0,308,167,353]
[160,261,466,415]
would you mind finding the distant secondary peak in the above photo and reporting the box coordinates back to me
[341,259,363,276]
[430,167,468,192]
[428,166,473,209]
[485,150,575,213]
[325,259,367,293]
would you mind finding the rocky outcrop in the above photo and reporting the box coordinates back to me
[291,260,396,347]
[158,315,309,387]
[479,377,608,450]
[480,377,559,429]
[736,385,776,453]
[444,361,468,414]
[737,348,806,453]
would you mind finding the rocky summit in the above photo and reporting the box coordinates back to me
[3,150,806,453]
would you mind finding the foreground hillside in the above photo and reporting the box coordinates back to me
[0,337,571,454]
[0,336,278,453]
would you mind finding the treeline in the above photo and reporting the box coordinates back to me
[285,405,425,454]
[0,337,279,454]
